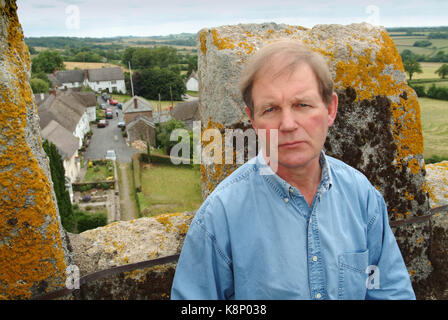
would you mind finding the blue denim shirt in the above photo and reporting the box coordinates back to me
[171,152,416,300]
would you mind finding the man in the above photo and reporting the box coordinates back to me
[171,41,416,300]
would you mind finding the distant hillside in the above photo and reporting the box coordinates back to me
[24,33,197,50]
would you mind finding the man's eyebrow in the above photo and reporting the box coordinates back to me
[290,95,317,103]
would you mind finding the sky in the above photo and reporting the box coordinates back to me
[17,0,448,38]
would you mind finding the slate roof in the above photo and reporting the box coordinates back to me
[127,114,155,130]
[54,69,84,84]
[123,96,153,113]
[71,91,97,107]
[37,91,86,133]
[185,70,198,82]
[48,67,125,87]
[172,99,199,121]
[41,120,80,159]
[88,67,124,82]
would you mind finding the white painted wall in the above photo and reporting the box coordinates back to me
[186,77,198,92]
[63,150,80,184]
[73,112,90,148]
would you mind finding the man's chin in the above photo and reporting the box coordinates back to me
[274,154,319,170]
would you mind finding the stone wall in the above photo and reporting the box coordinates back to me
[0,0,71,299]
[0,0,446,299]
[196,23,434,295]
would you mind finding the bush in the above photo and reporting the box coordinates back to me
[427,84,448,100]
[425,155,448,164]
[74,210,107,233]
[101,182,110,190]
[409,84,426,97]
[413,40,432,47]
[82,195,91,202]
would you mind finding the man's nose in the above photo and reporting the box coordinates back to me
[279,107,298,132]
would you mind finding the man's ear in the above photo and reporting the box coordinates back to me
[245,106,257,131]
[327,93,338,127]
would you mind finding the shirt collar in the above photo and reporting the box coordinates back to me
[256,150,333,200]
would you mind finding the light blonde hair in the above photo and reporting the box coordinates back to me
[239,40,334,117]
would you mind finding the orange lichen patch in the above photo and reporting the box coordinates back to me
[155,212,182,233]
[177,222,189,235]
[334,30,424,173]
[391,95,424,169]
[200,31,207,55]
[238,41,254,55]
[211,29,235,51]
[422,181,438,207]
[407,158,421,175]
[404,191,415,201]
[200,118,240,195]
[0,2,66,299]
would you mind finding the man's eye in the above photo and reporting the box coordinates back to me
[296,103,309,108]
[264,106,275,113]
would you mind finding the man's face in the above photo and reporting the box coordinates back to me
[246,61,337,170]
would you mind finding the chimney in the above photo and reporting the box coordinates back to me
[83,69,88,81]
[134,97,138,109]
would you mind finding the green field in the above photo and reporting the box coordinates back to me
[140,162,202,217]
[390,33,448,58]
[412,62,446,80]
[418,97,448,159]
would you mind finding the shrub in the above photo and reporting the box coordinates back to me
[82,195,91,202]
[427,84,448,100]
[413,40,432,47]
[409,84,426,97]
[101,182,110,190]
[74,210,107,233]
[425,155,448,164]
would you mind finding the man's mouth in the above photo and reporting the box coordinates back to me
[278,141,304,148]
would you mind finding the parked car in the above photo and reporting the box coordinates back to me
[117,103,123,110]
[109,98,118,105]
[100,103,107,110]
[105,110,113,119]
[97,119,108,128]
[102,93,110,101]
[105,149,116,161]
[117,121,126,128]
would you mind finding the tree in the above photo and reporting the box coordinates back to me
[42,140,76,232]
[403,58,422,80]
[31,49,65,73]
[156,119,187,154]
[133,67,186,100]
[435,64,448,79]
[30,78,49,93]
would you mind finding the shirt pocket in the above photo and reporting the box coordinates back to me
[338,250,369,300]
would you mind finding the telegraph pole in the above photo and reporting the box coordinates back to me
[128,61,134,97]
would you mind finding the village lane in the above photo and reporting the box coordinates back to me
[84,99,138,163]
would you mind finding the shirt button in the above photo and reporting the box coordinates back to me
[316,293,322,299]
[284,198,289,203]
[312,256,318,262]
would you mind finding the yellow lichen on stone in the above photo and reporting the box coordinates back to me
[0,1,66,299]
[211,29,235,50]
[200,30,207,55]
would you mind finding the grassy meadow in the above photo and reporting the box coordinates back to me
[139,162,202,217]
[418,97,448,160]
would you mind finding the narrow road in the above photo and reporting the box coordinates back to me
[118,162,138,221]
